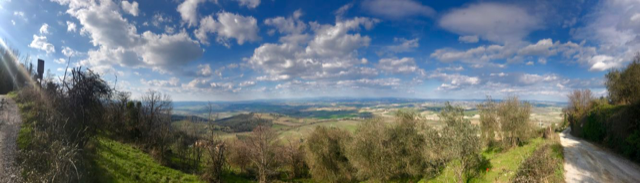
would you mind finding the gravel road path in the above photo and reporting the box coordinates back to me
[561,128,640,183]
[0,95,22,183]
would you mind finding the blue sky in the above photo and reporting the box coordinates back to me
[0,0,634,102]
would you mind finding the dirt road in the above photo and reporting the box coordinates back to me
[0,95,22,183]
[561,129,640,183]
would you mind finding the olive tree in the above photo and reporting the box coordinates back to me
[439,102,482,183]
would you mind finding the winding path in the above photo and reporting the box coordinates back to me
[0,95,22,183]
[561,129,640,183]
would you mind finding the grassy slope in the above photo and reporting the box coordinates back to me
[90,136,204,183]
[423,138,545,183]
[12,93,204,183]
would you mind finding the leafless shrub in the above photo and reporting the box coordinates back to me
[243,125,279,183]
[16,67,112,182]
[203,137,226,183]
[277,139,308,180]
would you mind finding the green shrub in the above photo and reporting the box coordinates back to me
[304,126,355,182]
[347,111,429,181]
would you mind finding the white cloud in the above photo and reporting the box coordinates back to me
[235,0,260,9]
[248,17,379,81]
[377,57,421,74]
[138,31,204,71]
[361,0,435,19]
[430,44,512,66]
[165,25,175,34]
[386,38,419,53]
[439,3,541,43]
[39,23,50,34]
[66,21,77,32]
[29,35,55,53]
[588,55,621,72]
[194,12,260,47]
[141,77,180,87]
[335,3,353,17]
[53,0,203,73]
[458,35,479,43]
[265,12,307,35]
[177,0,205,27]
[431,38,598,68]
[121,1,139,16]
[13,11,24,17]
[11,20,15,25]
[571,0,640,71]
[61,46,80,57]
[436,66,464,71]
[183,78,212,89]
[198,64,212,76]
[538,58,547,65]
[239,80,256,87]
[54,58,66,64]
[152,13,172,27]
[337,78,401,88]
[428,72,480,90]
[517,38,556,56]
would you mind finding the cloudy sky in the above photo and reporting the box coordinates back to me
[1,0,634,101]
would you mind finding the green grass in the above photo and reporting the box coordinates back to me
[16,100,35,150]
[90,136,204,183]
[423,138,545,183]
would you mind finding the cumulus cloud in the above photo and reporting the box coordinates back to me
[177,0,205,27]
[66,21,77,32]
[61,46,80,57]
[335,3,353,17]
[428,72,480,90]
[53,0,203,73]
[439,3,541,43]
[427,71,604,100]
[239,80,256,87]
[235,0,260,9]
[337,78,401,88]
[197,64,212,76]
[194,12,260,47]
[138,31,204,71]
[588,55,622,71]
[54,58,66,64]
[248,17,379,81]
[458,35,478,43]
[431,38,598,68]
[141,77,180,87]
[571,0,640,71]
[386,38,419,53]
[376,57,421,74]
[39,23,50,34]
[264,11,307,35]
[29,35,55,53]
[121,1,139,16]
[517,38,556,56]
[361,0,435,19]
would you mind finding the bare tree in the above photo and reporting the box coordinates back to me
[245,125,278,183]
[140,91,173,163]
